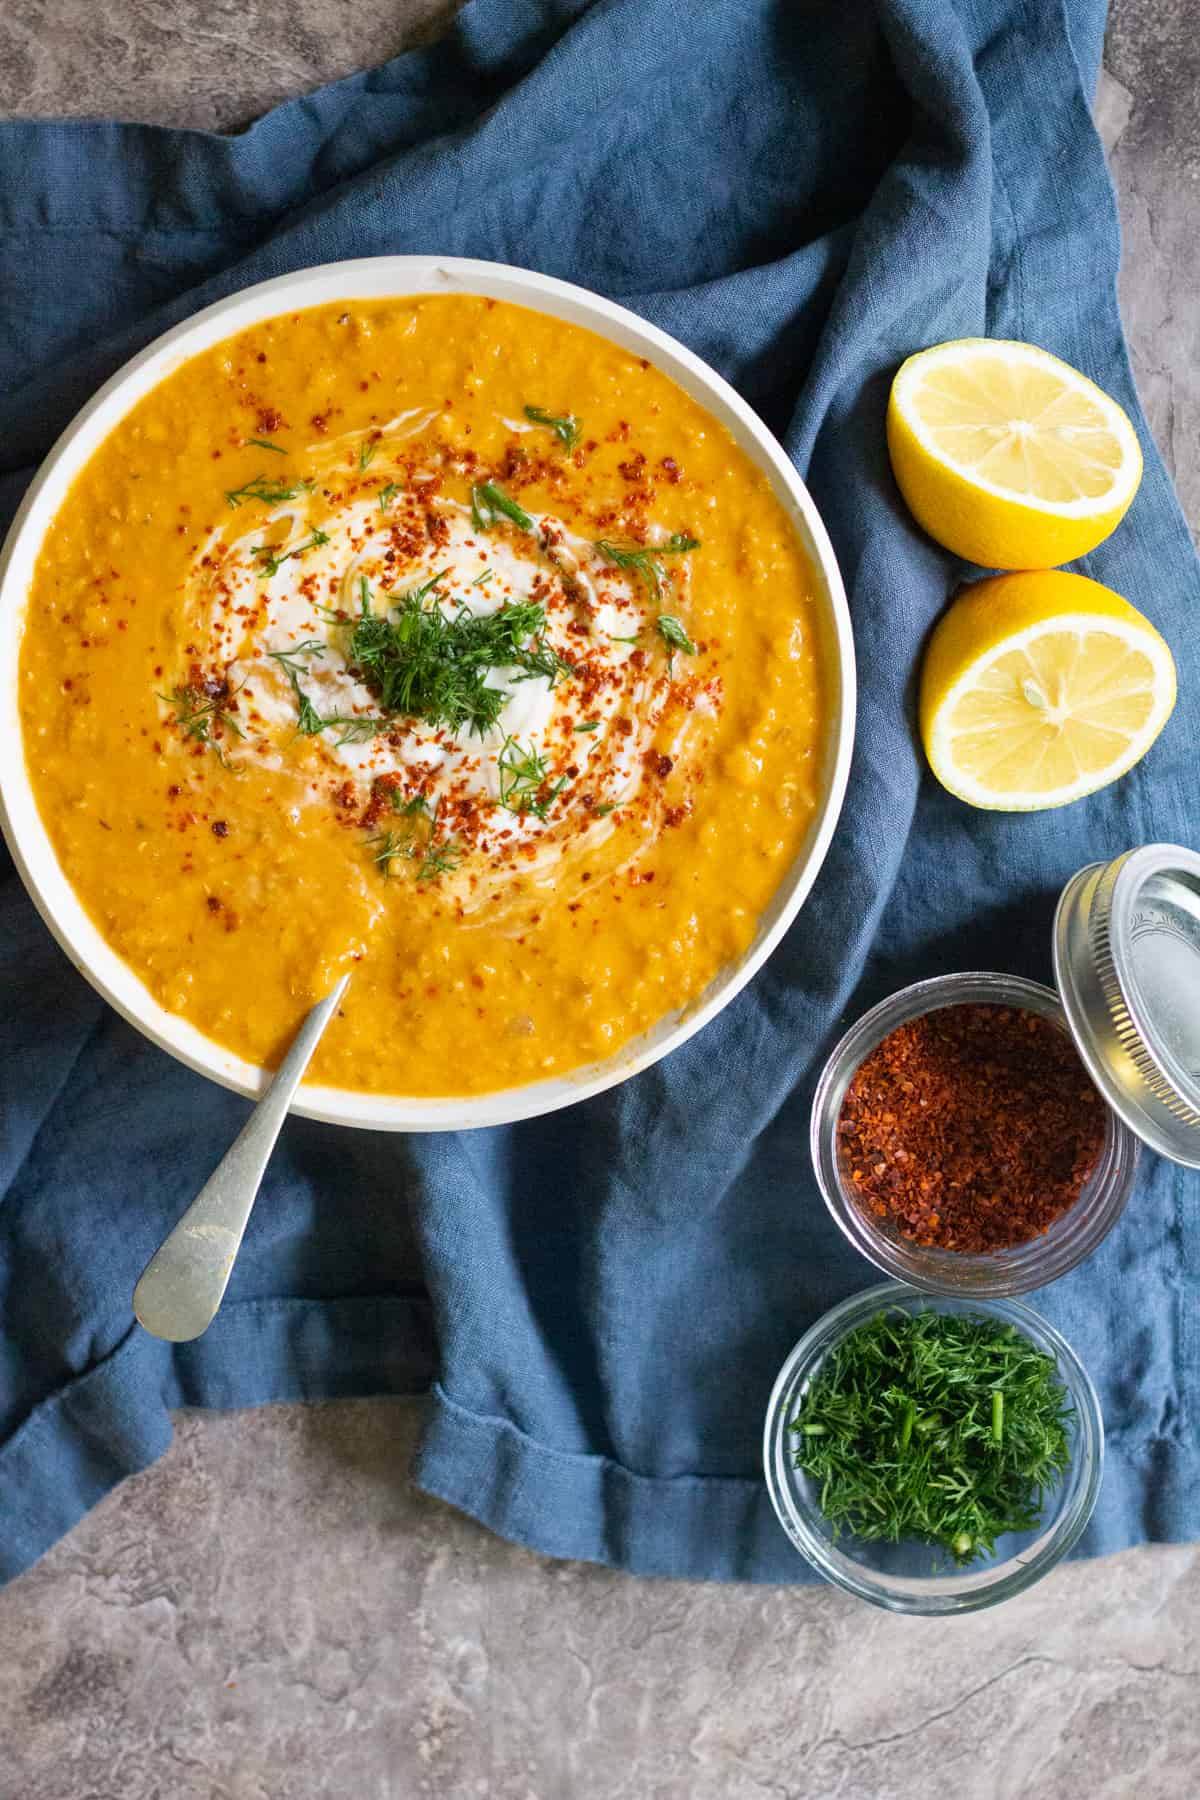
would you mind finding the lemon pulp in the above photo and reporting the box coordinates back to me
[888,340,1143,568]
[920,571,1175,810]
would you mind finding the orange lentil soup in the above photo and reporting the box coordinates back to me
[19,297,827,1096]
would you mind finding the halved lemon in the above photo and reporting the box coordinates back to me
[888,339,1143,568]
[920,570,1175,810]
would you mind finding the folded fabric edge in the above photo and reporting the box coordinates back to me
[0,1293,435,1587]
[3,1305,1195,1590]
[414,1382,1200,1585]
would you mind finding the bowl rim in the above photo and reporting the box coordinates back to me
[0,254,855,1132]
[762,1281,1105,1614]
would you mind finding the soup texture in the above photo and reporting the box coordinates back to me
[20,297,827,1096]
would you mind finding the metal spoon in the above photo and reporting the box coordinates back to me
[133,975,350,1343]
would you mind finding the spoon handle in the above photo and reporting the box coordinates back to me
[133,975,350,1343]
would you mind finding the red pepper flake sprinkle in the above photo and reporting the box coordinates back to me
[838,1004,1105,1253]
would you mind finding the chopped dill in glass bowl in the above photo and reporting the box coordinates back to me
[763,1284,1103,1614]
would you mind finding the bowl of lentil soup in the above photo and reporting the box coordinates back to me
[763,1284,1104,1614]
[0,256,854,1131]
[811,972,1141,1296]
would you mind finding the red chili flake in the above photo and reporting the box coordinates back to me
[649,753,674,778]
[838,1004,1106,1253]
[211,820,229,839]
[618,452,646,482]
[256,407,284,433]
[360,772,403,829]
[660,457,682,484]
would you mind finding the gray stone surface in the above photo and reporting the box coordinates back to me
[2,4,1199,1797]
[1105,3,1200,545]
[1,1402,1198,1800]
[0,0,463,131]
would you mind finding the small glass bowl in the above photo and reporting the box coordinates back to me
[811,971,1141,1296]
[763,1283,1104,1614]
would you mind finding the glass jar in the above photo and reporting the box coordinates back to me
[811,843,1200,1294]
[763,1283,1105,1614]
[811,971,1141,1296]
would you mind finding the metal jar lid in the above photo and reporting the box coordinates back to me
[1054,844,1200,1168]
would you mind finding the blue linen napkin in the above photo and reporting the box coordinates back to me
[1,0,1196,1585]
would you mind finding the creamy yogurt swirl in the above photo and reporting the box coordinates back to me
[177,445,718,898]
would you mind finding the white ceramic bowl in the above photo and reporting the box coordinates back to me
[0,256,855,1131]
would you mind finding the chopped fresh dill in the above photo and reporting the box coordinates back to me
[369,801,459,882]
[401,569,451,607]
[471,569,494,587]
[266,639,326,679]
[788,1307,1074,1565]
[378,482,398,512]
[416,837,462,881]
[575,719,601,733]
[497,736,565,820]
[657,614,697,664]
[359,438,378,470]
[368,830,405,876]
[294,689,325,736]
[523,405,581,451]
[246,437,287,455]
[253,529,330,577]
[323,715,389,746]
[470,481,533,534]
[346,587,568,736]
[267,644,386,745]
[271,654,324,736]
[593,802,616,817]
[610,633,641,645]
[391,791,430,817]
[510,630,574,688]
[225,473,315,509]
[594,532,700,602]
[160,683,243,770]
